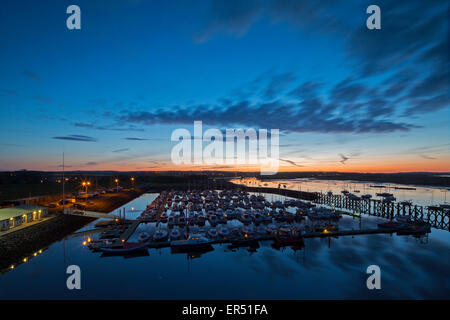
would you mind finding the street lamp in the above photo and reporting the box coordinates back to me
[114,178,119,192]
[82,181,91,202]
[130,177,135,190]
[82,181,91,193]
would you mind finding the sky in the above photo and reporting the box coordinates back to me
[0,0,448,173]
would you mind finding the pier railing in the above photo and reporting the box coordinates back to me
[315,193,449,231]
[228,183,449,231]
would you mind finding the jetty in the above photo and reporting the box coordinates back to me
[90,226,404,252]
[221,183,449,231]
[315,193,449,231]
[113,220,140,245]
[63,207,117,220]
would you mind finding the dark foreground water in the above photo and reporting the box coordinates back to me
[1,193,449,299]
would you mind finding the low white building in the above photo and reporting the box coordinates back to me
[0,205,48,231]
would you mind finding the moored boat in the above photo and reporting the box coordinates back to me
[153,229,169,241]
[217,227,230,238]
[97,241,149,254]
[138,232,150,242]
[170,228,182,240]
[207,227,218,239]
[171,234,213,248]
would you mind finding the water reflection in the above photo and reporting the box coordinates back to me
[232,177,450,207]
[0,247,47,275]
[1,192,449,299]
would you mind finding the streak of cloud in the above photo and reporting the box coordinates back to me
[52,135,97,142]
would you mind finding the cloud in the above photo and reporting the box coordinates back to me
[112,148,130,153]
[194,0,263,43]
[121,95,416,134]
[420,154,436,160]
[339,153,349,164]
[263,71,296,98]
[401,143,450,156]
[57,164,72,168]
[279,158,304,167]
[195,0,448,117]
[74,122,144,132]
[339,152,361,164]
[52,135,97,142]
[124,137,151,141]
[365,99,394,118]
[289,81,323,99]
[24,70,41,82]
[408,69,449,99]
[331,79,366,103]
[84,161,98,166]
[405,94,450,116]
[113,1,448,139]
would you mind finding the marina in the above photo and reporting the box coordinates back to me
[84,189,434,254]
[1,191,449,299]
[231,178,450,230]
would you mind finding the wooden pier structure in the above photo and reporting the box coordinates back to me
[113,220,140,245]
[233,184,449,231]
[315,193,449,231]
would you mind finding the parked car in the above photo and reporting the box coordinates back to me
[73,203,86,210]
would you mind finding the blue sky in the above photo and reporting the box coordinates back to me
[0,0,448,172]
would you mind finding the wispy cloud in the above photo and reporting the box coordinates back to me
[194,0,263,43]
[24,70,41,82]
[112,148,130,153]
[193,0,448,123]
[279,158,305,167]
[120,96,417,134]
[74,122,144,132]
[339,152,361,164]
[420,154,437,160]
[124,137,150,141]
[52,135,97,142]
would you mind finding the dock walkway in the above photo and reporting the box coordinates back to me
[95,226,402,251]
[63,208,117,220]
[113,220,141,245]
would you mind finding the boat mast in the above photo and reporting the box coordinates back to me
[62,152,65,211]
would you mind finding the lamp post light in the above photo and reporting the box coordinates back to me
[131,177,135,190]
[115,178,119,192]
[82,181,91,203]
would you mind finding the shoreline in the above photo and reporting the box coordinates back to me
[234,177,450,191]
[0,189,144,272]
[254,173,450,188]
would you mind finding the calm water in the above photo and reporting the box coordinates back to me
[231,178,450,207]
[1,192,449,299]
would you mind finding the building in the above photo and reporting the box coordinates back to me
[0,205,48,231]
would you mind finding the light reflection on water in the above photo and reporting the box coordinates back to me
[0,192,449,299]
[231,178,450,207]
